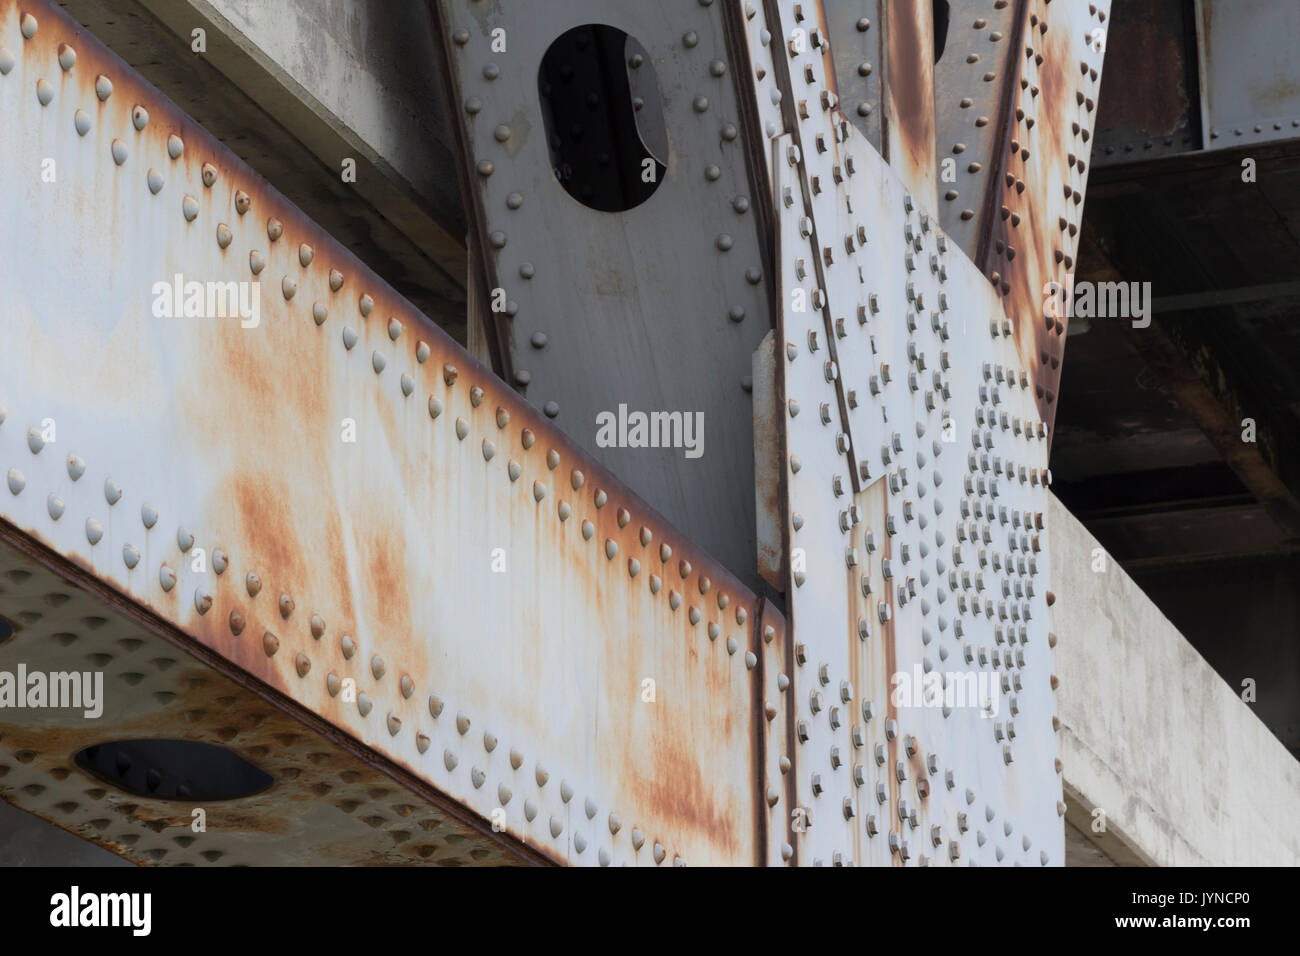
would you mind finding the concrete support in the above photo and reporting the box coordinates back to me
[1052,494,1300,866]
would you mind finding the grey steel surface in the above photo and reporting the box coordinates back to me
[1195,0,1300,151]
[433,0,777,593]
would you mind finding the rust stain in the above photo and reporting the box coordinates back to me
[884,0,936,198]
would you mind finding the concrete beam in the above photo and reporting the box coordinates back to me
[60,0,468,332]
[1052,494,1300,866]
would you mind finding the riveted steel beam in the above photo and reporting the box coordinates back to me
[0,0,773,866]
[736,0,1111,866]
[430,0,777,592]
[974,0,1111,435]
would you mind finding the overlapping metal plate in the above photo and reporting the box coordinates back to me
[747,0,1110,866]
[0,0,774,866]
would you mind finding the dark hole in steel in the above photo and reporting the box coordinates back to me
[538,24,666,211]
[933,0,950,63]
[74,739,272,801]
[0,616,14,643]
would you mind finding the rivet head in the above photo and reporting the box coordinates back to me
[245,572,262,597]
[141,503,158,529]
[35,78,53,107]
[202,163,217,188]
[147,168,165,195]
[267,217,283,242]
[7,469,26,496]
[359,294,374,317]
[329,270,344,292]
[235,190,252,215]
[0,47,16,76]
[167,134,184,159]
[456,713,471,735]
[132,105,149,130]
[177,527,195,552]
[74,110,91,136]
[46,493,64,521]
[282,276,297,300]
[182,195,199,222]
[249,250,265,275]
[20,14,39,40]
[295,653,311,678]
[194,588,213,615]
[159,565,176,592]
[279,593,295,619]
[262,631,279,657]
[104,478,122,506]
[356,693,372,716]
[216,223,233,249]
[111,139,128,165]
[85,518,103,545]
[212,550,228,575]
[94,75,113,100]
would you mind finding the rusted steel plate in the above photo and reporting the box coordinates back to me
[1093,0,1202,164]
[879,0,937,212]
[980,0,1110,435]
[768,115,1064,865]
[431,0,774,593]
[0,0,768,866]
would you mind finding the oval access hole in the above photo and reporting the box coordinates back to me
[538,24,667,211]
[74,739,272,801]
